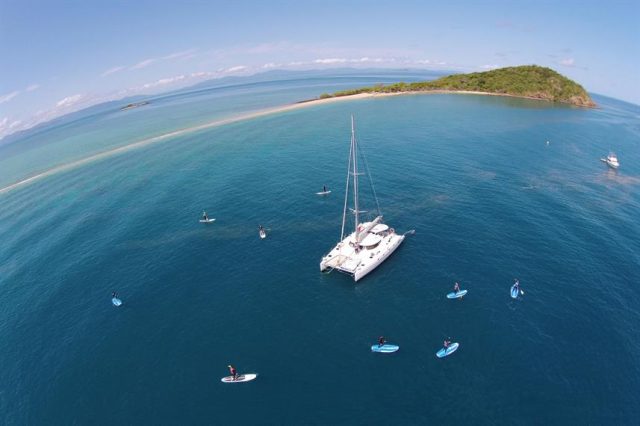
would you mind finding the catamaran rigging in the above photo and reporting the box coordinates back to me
[320,116,407,282]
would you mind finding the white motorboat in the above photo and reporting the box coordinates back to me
[319,116,405,282]
[600,152,619,169]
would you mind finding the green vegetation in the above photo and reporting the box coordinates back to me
[319,66,595,107]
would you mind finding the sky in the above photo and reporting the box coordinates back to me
[1,0,639,140]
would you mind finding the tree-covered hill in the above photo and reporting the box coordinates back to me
[319,65,595,107]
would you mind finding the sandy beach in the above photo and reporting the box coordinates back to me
[0,89,549,195]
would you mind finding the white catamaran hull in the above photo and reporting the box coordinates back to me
[320,116,406,282]
[320,223,405,282]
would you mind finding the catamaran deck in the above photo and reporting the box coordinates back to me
[320,219,404,281]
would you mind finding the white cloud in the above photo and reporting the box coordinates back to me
[262,62,278,68]
[0,91,20,104]
[0,117,25,139]
[142,75,186,89]
[223,65,248,73]
[559,57,575,67]
[481,64,499,70]
[26,84,40,92]
[314,57,394,65]
[314,58,348,64]
[190,71,213,78]
[101,66,126,77]
[415,59,431,64]
[56,94,85,108]
[162,48,198,60]
[349,57,386,63]
[131,58,156,70]
[126,49,198,73]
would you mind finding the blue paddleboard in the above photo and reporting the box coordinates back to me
[510,285,519,299]
[446,290,468,299]
[112,297,122,307]
[371,344,399,353]
[436,342,459,358]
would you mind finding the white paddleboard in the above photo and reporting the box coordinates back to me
[112,297,122,307]
[259,230,266,239]
[316,191,331,195]
[221,373,258,383]
[446,290,468,299]
[199,218,216,223]
[436,342,459,358]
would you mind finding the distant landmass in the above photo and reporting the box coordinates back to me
[319,65,596,107]
[120,101,149,111]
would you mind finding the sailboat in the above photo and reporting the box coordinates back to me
[319,116,406,282]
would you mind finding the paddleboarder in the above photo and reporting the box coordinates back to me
[453,282,460,293]
[228,365,237,381]
[378,336,386,347]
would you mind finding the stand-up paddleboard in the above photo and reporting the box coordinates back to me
[221,373,258,383]
[316,190,332,195]
[436,342,459,358]
[199,218,216,223]
[259,229,266,239]
[112,297,122,307]
[510,285,520,299]
[446,290,468,299]
[371,344,399,353]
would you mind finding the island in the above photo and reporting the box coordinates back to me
[120,101,150,111]
[318,65,595,107]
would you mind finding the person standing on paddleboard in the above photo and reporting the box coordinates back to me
[202,211,208,221]
[228,365,237,381]
[443,339,451,351]
[378,336,386,347]
[514,278,519,290]
[454,282,460,293]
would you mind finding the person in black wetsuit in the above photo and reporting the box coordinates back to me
[443,339,451,351]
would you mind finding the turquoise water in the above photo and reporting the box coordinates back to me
[1,73,639,424]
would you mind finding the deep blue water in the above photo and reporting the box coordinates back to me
[1,73,639,424]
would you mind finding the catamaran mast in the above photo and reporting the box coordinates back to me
[352,115,360,235]
[340,121,353,241]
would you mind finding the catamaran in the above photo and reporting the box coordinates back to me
[319,116,407,282]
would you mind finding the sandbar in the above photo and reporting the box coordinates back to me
[0,90,541,195]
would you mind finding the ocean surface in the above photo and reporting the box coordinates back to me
[1,70,639,425]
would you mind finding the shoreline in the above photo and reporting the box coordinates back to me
[0,90,559,195]
[309,89,594,105]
